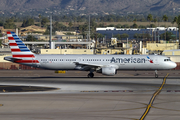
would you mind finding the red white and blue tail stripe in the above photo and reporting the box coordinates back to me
[7,31,39,64]
[7,31,35,58]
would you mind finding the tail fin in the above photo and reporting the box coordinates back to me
[7,31,35,58]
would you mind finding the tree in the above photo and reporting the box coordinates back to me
[132,23,138,28]
[122,24,129,28]
[38,14,41,27]
[160,32,175,41]
[115,24,121,28]
[21,20,27,27]
[153,18,157,26]
[133,18,137,24]
[90,19,98,35]
[3,19,16,29]
[172,16,177,26]
[53,22,67,32]
[121,33,129,39]
[114,34,121,40]
[21,18,34,27]
[173,16,178,40]
[98,23,105,27]
[174,15,180,42]
[79,24,88,38]
[149,24,156,28]
[147,14,153,24]
[162,15,168,41]
[41,17,49,27]
[68,21,73,31]
[97,33,105,39]
[0,21,3,26]
[162,15,168,27]
[0,34,2,47]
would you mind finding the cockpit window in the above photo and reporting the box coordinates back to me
[164,59,171,62]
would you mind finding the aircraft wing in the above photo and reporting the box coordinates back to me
[74,62,119,72]
[74,62,103,71]
[74,62,103,67]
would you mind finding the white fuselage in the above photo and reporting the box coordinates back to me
[27,54,176,70]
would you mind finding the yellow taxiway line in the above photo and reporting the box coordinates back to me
[139,73,169,120]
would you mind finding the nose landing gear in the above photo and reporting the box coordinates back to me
[155,70,158,78]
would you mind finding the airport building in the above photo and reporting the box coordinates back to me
[1,26,180,70]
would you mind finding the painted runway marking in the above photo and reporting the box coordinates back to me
[139,73,169,120]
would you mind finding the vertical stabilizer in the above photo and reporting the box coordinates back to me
[7,31,35,58]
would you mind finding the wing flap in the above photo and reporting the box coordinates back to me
[74,62,103,67]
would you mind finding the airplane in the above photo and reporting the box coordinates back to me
[4,31,177,78]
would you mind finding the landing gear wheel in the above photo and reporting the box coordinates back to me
[155,70,158,78]
[155,74,158,78]
[87,73,94,78]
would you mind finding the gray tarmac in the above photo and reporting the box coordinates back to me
[0,70,180,120]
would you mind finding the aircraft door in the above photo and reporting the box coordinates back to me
[154,57,159,65]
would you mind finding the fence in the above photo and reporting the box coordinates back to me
[0,62,41,70]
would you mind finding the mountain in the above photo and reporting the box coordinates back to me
[0,0,179,15]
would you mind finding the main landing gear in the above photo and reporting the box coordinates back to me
[87,72,94,78]
[155,70,158,78]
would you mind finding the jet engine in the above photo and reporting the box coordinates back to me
[102,67,117,76]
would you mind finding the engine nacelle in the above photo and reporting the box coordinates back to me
[102,67,117,76]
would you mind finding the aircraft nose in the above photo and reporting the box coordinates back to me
[171,62,177,69]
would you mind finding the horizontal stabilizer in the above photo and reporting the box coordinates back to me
[4,56,22,62]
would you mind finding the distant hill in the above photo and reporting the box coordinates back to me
[0,0,180,15]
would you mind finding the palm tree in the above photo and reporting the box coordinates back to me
[162,15,168,27]
[147,14,153,41]
[173,16,178,40]
[153,18,157,42]
[162,15,168,41]
[133,18,137,24]
[147,14,153,24]
[175,15,180,42]
[68,21,73,31]
[38,14,41,27]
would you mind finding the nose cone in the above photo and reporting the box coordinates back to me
[171,62,177,69]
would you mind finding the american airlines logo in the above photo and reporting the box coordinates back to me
[110,57,152,64]
[147,56,153,63]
